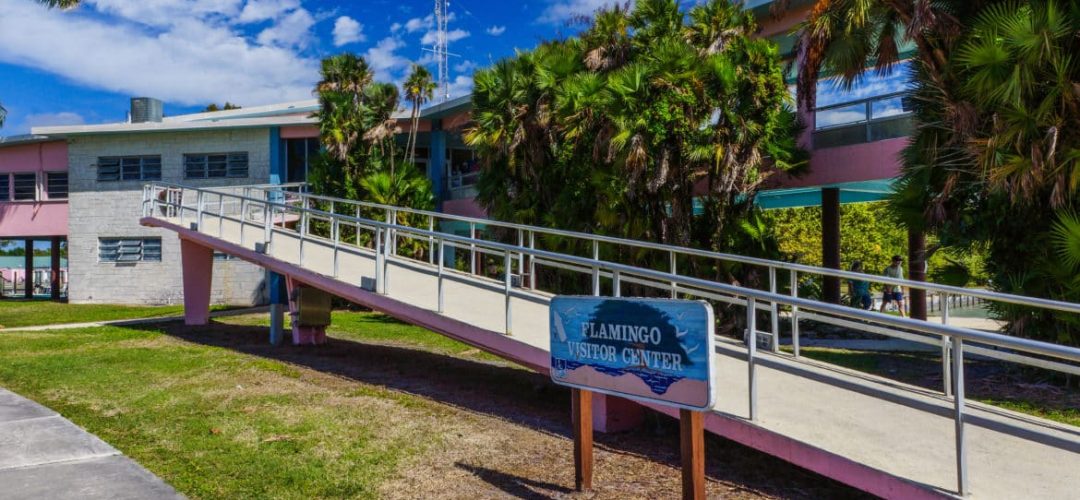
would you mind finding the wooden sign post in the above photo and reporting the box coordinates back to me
[571,388,593,491]
[680,409,705,499]
[550,296,715,498]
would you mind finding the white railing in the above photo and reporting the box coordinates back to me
[143,182,1080,497]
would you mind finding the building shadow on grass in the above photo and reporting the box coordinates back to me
[121,318,869,499]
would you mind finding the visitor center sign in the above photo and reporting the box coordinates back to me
[549,296,716,410]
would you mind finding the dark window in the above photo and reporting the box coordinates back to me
[184,152,249,179]
[99,238,162,262]
[12,173,36,201]
[97,156,161,181]
[0,176,8,202]
[46,172,68,199]
[285,138,319,183]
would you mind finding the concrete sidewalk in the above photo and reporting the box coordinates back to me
[0,306,268,333]
[0,388,182,499]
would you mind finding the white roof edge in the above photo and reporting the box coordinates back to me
[163,98,319,122]
[33,114,317,136]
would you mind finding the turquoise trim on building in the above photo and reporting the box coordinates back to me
[429,120,447,209]
[755,179,896,210]
[269,126,284,185]
[267,126,286,306]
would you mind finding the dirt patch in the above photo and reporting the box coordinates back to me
[134,318,870,499]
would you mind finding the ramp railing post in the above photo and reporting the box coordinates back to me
[375,228,384,294]
[790,270,800,358]
[504,249,512,335]
[428,216,435,265]
[942,292,953,397]
[355,206,362,246]
[196,190,204,231]
[528,231,536,289]
[469,222,476,275]
[747,296,758,422]
[218,193,224,238]
[263,202,272,252]
[517,229,524,282]
[769,266,779,352]
[953,336,968,496]
[669,251,677,298]
[613,270,621,297]
[591,240,600,296]
[437,239,445,313]
[240,197,247,247]
[332,217,340,278]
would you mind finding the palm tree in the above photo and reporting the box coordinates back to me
[468,0,800,251]
[403,65,436,164]
[36,0,81,7]
[314,54,374,163]
[0,102,6,129]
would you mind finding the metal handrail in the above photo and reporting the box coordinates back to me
[144,181,1080,497]
[208,183,1080,316]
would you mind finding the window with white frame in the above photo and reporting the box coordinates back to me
[99,238,162,262]
[46,172,68,199]
[12,173,36,201]
[184,152,248,179]
[97,156,162,182]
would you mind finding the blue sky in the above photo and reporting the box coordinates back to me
[0,0,621,136]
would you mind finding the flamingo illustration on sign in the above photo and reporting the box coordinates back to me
[553,310,569,342]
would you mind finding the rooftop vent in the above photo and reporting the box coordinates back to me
[130,97,163,123]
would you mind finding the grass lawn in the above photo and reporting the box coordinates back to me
[0,311,864,499]
[0,300,228,329]
[789,346,1080,427]
[0,321,445,498]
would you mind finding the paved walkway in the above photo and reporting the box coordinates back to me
[0,388,182,499]
[0,306,268,332]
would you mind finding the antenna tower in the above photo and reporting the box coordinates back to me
[434,0,450,101]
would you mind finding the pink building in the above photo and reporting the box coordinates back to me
[0,135,68,299]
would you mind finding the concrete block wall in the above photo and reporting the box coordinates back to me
[66,129,271,305]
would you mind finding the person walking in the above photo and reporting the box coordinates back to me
[848,260,872,310]
[880,255,906,317]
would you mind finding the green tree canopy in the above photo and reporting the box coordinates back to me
[467,0,804,253]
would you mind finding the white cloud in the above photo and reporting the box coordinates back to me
[237,0,300,23]
[87,0,243,27]
[486,25,506,36]
[454,60,477,73]
[332,16,364,46]
[446,74,473,100]
[0,1,317,107]
[390,22,402,32]
[364,36,409,82]
[403,14,433,33]
[539,0,628,24]
[256,8,316,48]
[420,28,469,46]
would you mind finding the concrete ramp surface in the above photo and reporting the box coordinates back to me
[0,388,183,500]
[142,184,1080,499]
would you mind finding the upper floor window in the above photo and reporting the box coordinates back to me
[98,156,161,182]
[814,61,913,129]
[99,238,162,262]
[46,172,68,199]
[812,61,914,148]
[12,173,37,201]
[184,152,249,179]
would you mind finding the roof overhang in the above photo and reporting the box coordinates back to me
[756,179,895,210]
[33,114,316,137]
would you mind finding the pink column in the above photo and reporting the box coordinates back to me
[180,238,214,326]
[592,393,645,433]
